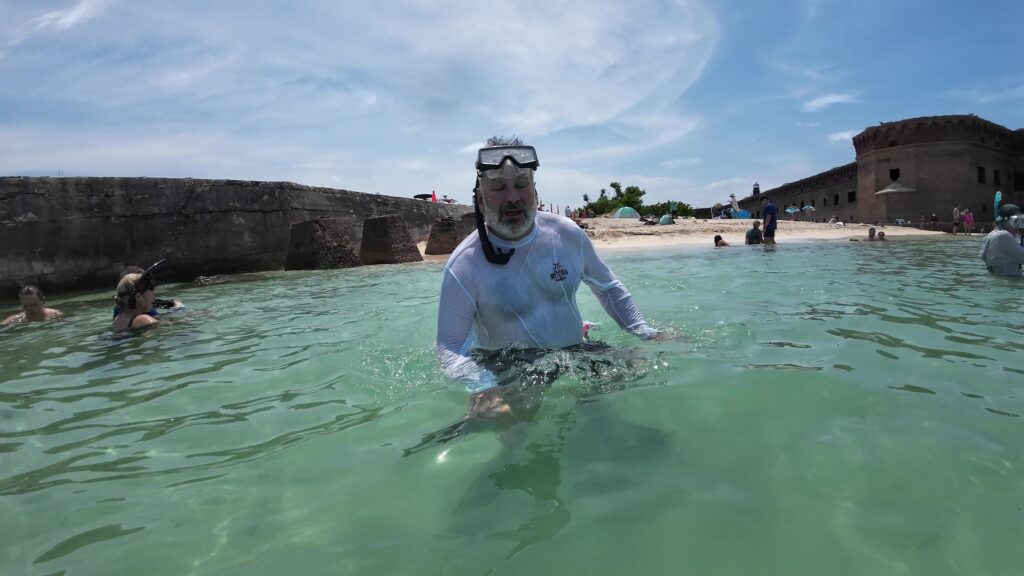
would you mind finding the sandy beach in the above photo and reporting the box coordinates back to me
[420,217,952,258]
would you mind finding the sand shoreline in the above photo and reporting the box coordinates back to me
[419,217,965,258]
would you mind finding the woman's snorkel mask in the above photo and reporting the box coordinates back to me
[473,146,539,265]
[121,259,165,308]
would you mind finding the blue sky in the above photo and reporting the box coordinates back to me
[1,0,1022,209]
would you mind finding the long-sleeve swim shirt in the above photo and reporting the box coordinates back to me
[436,212,654,393]
[980,229,1024,276]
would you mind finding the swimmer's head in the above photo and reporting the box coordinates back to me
[996,203,1022,231]
[475,137,539,241]
[19,285,45,318]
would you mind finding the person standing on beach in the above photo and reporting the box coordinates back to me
[1,285,63,326]
[980,203,1024,276]
[963,209,975,235]
[952,204,961,235]
[761,196,777,245]
[436,138,661,416]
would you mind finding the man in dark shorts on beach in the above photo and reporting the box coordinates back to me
[761,196,777,245]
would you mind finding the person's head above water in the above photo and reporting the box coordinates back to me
[472,137,540,265]
[996,203,1023,231]
[868,227,877,240]
[475,137,538,241]
[18,285,47,319]
[114,260,164,311]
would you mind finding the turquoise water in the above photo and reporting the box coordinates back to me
[2,239,1022,575]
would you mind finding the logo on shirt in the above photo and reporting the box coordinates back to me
[550,261,567,281]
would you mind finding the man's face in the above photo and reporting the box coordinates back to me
[20,294,44,318]
[477,163,538,241]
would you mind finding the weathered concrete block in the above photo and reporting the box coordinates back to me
[360,215,423,264]
[425,213,476,255]
[285,219,360,270]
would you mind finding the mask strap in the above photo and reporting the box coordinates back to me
[473,190,513,265]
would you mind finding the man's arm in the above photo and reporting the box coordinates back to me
[579,230,658,339]
[436,267,498,393]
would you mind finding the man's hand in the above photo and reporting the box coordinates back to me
[469,387,512,418]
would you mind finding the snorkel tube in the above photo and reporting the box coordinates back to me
[472,183,514,265]
[128,259,166,308]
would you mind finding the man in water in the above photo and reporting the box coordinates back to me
[745,220,763,245]
[1,285,63,326]
[761,195,777,245]
[980,203,1024,276]
[436,138,661,415]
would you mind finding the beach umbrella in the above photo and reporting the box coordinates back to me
[785,206,800,214]
[802,205,816,212]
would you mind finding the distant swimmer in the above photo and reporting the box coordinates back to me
[112,260,166,331]
[714,234,729,247]
[1,285,63,326]
[980,201,1024,277]
[436,138,663,416]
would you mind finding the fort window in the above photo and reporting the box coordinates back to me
[823,197,828,207]
[833,193,840,205]
[847,191,857,203]
[977,166,986,184]
[888,140,899,147]
[889,168,900,181]
[994,169,1001,186]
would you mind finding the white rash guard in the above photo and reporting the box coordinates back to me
[980,229,1024,276]
[436,212,656,393]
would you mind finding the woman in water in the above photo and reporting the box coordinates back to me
[112,273,159,331]
[1,285,63,326]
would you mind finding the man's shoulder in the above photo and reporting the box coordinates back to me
[446,231,483,267]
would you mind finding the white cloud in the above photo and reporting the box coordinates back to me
[827,130,857,143]
[30,0,112,32]
[0,0,720,210]
[662,158,701,168]
[802,93,858,112]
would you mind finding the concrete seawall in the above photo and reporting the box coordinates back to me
[0,177,471,294]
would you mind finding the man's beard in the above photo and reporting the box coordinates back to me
[483,201,537,240]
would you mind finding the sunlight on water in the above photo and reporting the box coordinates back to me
[1,239,1022,575]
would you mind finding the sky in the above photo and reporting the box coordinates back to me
[1,0,1023,209]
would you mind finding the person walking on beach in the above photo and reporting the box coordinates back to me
[745,221,763,245]
[952,203,961,235]
[1,285,63,326]
[436,138,662,416]
[761,195,777,245]
[963,209,975,235]
[980,203,1024,276]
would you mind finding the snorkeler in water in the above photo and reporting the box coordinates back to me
[112,265,184,318]
[436,138,664,417]
[112,260,167,331]
[981,194,1024,276]
[1,285,63,326]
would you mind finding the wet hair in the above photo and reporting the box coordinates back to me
[486,135,524,146]
[115,273,144,309]
[118,266,145,281]
[19,284,44,300]
[714,235,723,245]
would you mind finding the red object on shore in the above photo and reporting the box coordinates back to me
[431,190,437,203]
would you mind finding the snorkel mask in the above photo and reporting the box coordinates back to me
[473,146,540,265]
[120,259,165,308]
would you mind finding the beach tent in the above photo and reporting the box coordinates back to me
[658,214,675,225]
[611,206,640,218]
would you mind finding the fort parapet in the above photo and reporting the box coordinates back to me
[734,114,1024,228]
[0,177,470,294]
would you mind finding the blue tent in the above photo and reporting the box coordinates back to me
[611,206,640,218]
[658,214,675,224]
